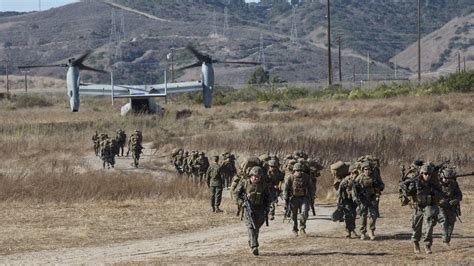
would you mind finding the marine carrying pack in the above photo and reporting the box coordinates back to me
[330,161,350,178]
[292,172,307,197]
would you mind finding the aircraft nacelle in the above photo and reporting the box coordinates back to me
[202,63,214,108]
[66,66,80,112]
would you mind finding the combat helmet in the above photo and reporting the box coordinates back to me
[420,163,433,174]
[442,167,456,179]
[249,166,264,177]
[268,160,279,168]
[293,162,305,172]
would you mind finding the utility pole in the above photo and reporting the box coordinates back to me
[353,64,355,84]
[223,6,229,38]
[337,35,342,82]
[464,56,466,72]
[5,60,10,98]
[417,0,421,83]
[167,48,175,83]
[21,69,30,95]
[327,0,332,86]
[394,59,398,79]
[458,52,461,73]
[367,52,370,82]
[258,33,266,69]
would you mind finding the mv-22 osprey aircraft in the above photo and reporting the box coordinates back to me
[18,45,260,115]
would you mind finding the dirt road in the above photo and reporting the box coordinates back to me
[0,202,337,264]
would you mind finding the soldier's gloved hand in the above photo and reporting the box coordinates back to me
[439,199,448,206]
[237,199,243,206]
[449,199,460,206]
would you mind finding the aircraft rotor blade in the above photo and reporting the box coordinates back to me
[176,61,202,71]
[212,60,261,65]
[186,45,211,63]
[18,64,68,69]
[72,51,92,66]
[79,64,108,74]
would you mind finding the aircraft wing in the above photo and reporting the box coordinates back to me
[79,81,203,99]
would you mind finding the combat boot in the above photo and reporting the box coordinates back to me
[251,247,259,256]
[292,230,298,237]
[368,230,376,241]
[215,207,223,213]
[413,242,420,254]
[345,231,351,238]
[443,241,450,247]
[360,233,367,240]
[351,230,359,237]
[424,245,432,254]
[299,229,306,236]
[270,215,275,221]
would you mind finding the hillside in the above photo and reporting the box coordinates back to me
[0,0,471,86]
[390,13,474,76]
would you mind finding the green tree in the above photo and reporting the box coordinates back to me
[248,67,270,84]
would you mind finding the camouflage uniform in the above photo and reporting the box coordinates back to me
[100,138,115,169]
[171,148,182,173]
[336,165,358,238]
[266,159,284,220]
[283,163,315,236]
[401,164,443,254]
[232,166,271,256]
[115,129,127,157]
[207,156,224,212]
[438,167,462,246]
[353,161,384,240]
[182,151,191,178]
[197,152,210,184]
[231,157,263,216]
[129,133,143,168]
[221,153,237,189]
[330,161,350,191]
[92,131,100,156]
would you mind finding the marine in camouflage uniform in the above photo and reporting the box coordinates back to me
[353,161,384,240]
[266,159,284,221]
[172,148,184,174]
[283,162,315,236]
[92,131,100,156]
[181,151,191,178]
[231,157,263,216]
[206,156,224,212]
[221,153,237,189]
[400,163,443,254]
[197,152,210,184]
[438,167,462,246]
[100,138,115,169]
[232,166,271,256]
[128,131,143,168]
[115,129,127,157]
[337,164,359,238]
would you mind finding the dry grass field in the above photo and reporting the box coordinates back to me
[0,88,473,263]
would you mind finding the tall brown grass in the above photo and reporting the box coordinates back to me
[0,90,473,202]
[0,169,207,203]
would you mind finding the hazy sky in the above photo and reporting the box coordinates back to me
[0,0,78,12]
[0,0,262,12]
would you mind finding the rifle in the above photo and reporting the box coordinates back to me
[240,192,256,230]
[310,195,316,216]
[264,208,269,227]
[453,172,474,178]
[283,200,291,223]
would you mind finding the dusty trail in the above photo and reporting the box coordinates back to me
[0,202,337,264]
[0,138,341,264]
[80,142,173,179]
